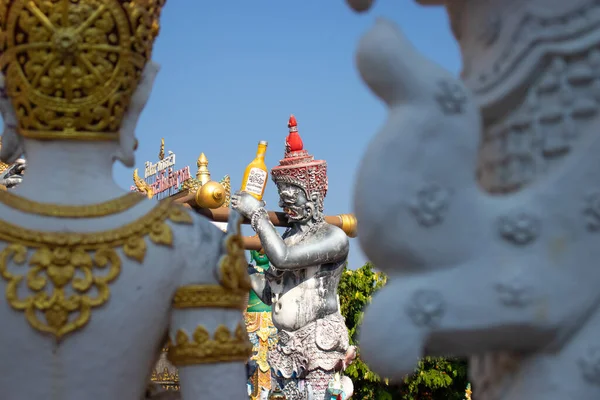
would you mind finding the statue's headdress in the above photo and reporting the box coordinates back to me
[271,115,328,212]
[0,0,166,141]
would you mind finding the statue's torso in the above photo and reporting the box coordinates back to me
[0,199,221,400]
[269,263,343,332]
[268,226,344,332]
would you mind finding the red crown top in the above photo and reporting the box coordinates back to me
[288,115,297,130]
[273,114,328,211]
[286,114,303,152]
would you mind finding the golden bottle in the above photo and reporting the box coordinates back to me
[241,141,269,200]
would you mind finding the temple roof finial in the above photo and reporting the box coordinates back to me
[196,152,211,185]
[286,114,303,153]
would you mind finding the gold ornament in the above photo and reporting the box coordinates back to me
[220,175,231,207]
[0,137,10,174]
[0,0,166,141]
[196,152,210,185]
[218,217,252,292]
[0,199,192,340]
[173,284,247,310]
[194,180,226,209]
[338,213,358,238]
[0,191,145,217]
[158,138,165,160]
[167,321,253,366]
[133,168,154,199]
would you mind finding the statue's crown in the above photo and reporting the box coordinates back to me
[271,115,328,211]
[0,0,166,141]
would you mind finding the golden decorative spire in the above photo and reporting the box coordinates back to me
[196,153,211,185]
[158,138,165,160]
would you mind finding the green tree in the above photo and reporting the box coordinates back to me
[338,263,469,400]
[398,357,468,400]
[338,262,391,399]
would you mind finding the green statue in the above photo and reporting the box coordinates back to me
[247,250,272,312]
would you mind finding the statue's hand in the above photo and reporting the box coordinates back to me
[230,191,265,219]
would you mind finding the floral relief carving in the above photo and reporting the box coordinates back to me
[435,80,468,115]
[409,183,452,227]
[494,270,534,307]
[584,192,600,231]
[579,346,600,385]
[498,211,540,245]
[406,289,445,328]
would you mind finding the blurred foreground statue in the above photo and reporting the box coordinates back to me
[348,0,600,399]
[0,1,251,399]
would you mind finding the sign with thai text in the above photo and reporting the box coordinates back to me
[144,153,176,178]
[131,148,190,200]
[150,166,191,197]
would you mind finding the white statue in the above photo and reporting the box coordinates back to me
[0,1,251,399]
[347,0,600,399]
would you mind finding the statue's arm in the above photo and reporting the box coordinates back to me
[253,213,350,269]
[167,214,250,400]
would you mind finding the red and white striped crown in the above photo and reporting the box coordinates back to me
[271,115,328,211]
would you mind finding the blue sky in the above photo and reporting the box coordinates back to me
[114,0,462,269]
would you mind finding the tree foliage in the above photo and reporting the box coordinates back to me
[338,262,390,399]
[338,263,469,400]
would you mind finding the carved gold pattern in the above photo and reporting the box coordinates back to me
[173,284,247,310]
[218,217,252,292]
[167,321,253,366]
[0,137,10,174]
[150,367,179,390]
[220,175,231,207]
[0,191,145,217]
[133,168,154,199]
[0,199,192,340]
[0,0,166,141]
[245,310,278,392]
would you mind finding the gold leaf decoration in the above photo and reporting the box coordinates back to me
[0,0,166,141]
[0,199,192,340]
[0,191,146,218]
[172,284,247,310]
[133,168,154,199]
[167,321,253,366]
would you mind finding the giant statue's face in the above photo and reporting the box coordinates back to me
[277,183,315,224]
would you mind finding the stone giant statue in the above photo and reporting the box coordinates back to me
[0,1,251,399]
[231,116,352,400]
[347,0,600,399]
[0,156,25,189]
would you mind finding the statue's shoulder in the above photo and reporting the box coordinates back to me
[165,201,227,285]
[170,206,250,291]
[321,220,350,242]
